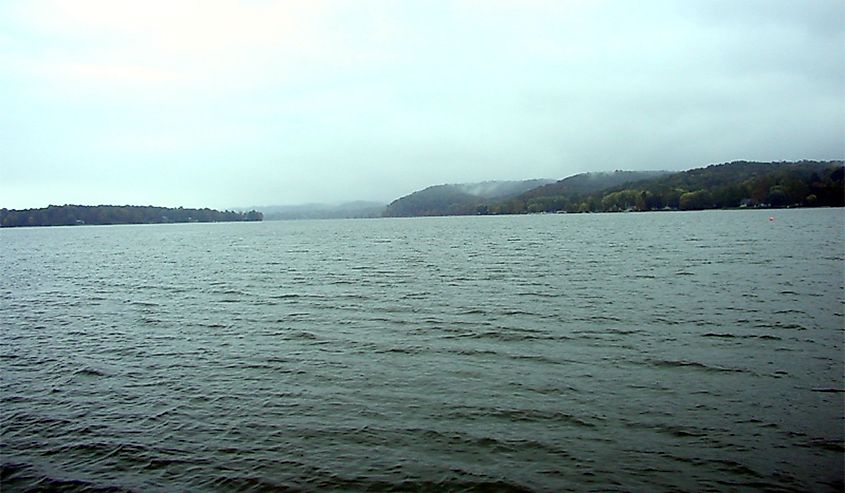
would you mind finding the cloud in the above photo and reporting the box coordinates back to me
[6,1,328,93]
[0,0,842,209]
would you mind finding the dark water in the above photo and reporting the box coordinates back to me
[2,209,843,492]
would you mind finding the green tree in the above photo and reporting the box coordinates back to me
[767,186,789,207]
[679,190,713,210]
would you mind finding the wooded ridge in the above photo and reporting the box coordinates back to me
[0,205,263,228]
[385,160,844,217]
[3,160,842,226]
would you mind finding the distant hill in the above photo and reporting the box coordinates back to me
[380,160,843,217]
[0,205,263,228]
[489,170,670,214]
[384,179,553,217]
[520,171,670,200]
[257,201,385,220]
[494,160,843,214]
[589,160,845,212]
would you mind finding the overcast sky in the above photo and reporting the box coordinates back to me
[1,0,843,209]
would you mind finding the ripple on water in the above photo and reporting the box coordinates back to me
[1,211,843,492]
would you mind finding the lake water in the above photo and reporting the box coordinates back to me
[1,209,843,492]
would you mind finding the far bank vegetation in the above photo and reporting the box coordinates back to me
[385,161,844,217]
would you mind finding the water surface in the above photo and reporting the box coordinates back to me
[2,209,843,492]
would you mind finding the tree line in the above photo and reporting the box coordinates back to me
[484,161,844,214]
[0,205,263,228]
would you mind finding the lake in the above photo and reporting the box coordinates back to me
[1,209,843,492]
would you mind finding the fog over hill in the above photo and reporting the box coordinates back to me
[454,180,555,199]
[247,160,843,220]
[519,171,671,200]
[384,179,554,217]
[384,172,670,217]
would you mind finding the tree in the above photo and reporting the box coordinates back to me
[767,186,789,207]
[679,190,713,210]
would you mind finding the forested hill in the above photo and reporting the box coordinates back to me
[0,205,263,228]
[497,160,843,214]
[383,160,843,217]
[384,179,553,217]
[488,170,670,214]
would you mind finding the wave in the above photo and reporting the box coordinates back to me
[701,332,782,340]
[643,359,747,373]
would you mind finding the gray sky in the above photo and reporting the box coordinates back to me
[2,0,843,209]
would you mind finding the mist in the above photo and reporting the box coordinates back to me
[1,0,842,209]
